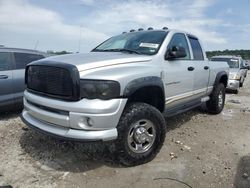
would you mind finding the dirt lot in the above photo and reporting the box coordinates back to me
[1,75,250,188]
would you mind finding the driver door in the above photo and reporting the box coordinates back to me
[163,33,194,110]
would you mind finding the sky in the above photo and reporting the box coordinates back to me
[0,0,249,53]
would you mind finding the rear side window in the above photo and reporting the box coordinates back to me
[14,53,44,69]
[0,52,12,71]
[188,37,204,60]
[211,58,239,68]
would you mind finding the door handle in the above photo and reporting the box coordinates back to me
[0,75,8,79]
[204,66,209,70]
[187,67,195,71]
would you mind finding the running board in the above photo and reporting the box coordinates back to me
[201,96,210,102]
[164,100,201,117]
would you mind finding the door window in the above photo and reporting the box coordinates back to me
[14,53,44,69]
[168,33,191,60]
[188,37,204,60]
[0,52,12,71]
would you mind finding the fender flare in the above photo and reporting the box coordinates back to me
[214,71,228,87]
[123,76,165,97]
[123,76,165,112]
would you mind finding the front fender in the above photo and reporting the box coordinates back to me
[123,76,165,97]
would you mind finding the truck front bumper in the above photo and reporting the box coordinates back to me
[227,79,240,91]
[21,90,127,141]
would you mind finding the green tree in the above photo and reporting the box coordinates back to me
[206,50,250,60]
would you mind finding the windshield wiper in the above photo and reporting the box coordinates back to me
[94,48,142,54]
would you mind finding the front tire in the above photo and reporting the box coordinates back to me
[113,103,166,166]
[233,89,239,94]
[206,83,226,114]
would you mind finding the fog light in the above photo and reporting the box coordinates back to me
[87,117,94,127]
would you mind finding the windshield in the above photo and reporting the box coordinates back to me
[92,31,168,55]
[211,57,239,68]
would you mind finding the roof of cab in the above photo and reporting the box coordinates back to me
[121,28,199,40]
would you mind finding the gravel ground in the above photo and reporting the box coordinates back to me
[0,74,250,188]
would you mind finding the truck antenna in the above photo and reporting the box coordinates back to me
[34,40,39,50]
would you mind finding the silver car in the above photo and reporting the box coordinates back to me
[0,47,46,111]
[211,55,248,93]
[244,60,250,70]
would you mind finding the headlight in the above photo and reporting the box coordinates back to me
[229,73,235,79]
[229,73,240,80]
[234,75,241,80]
[80,80,120,100]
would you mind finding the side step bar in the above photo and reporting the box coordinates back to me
[201,96,210,102]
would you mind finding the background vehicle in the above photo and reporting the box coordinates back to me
[0,47,46,111]
[21,28,229,166]
[211,55,248,93]
[245,60,250,70]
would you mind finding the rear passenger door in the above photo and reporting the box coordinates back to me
[188,36,209,98]
[0,52,14,108]
[13,53,44,105]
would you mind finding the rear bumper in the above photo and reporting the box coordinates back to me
[21,90,127,141]
[227,79,240,90]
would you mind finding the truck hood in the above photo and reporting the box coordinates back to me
[42,52,152,71]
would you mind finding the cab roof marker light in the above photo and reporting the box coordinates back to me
[147,27,153,30]
[130,29,135,32]
[138,28,144,31]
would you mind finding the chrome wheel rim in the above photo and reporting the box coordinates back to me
[127,119,156,154]
[218,91,223,108]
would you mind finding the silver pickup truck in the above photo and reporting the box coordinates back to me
[21,28,229,166]
[211,55,248,93]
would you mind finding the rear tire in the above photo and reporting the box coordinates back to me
[240,78,244,87]
[113,103,166,166]
[206,83,225,114]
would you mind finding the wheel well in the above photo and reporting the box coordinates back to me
[219,75,228,87]
[127,86,165,112]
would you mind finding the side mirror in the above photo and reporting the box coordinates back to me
[240,66,247,70]
[165,46,187,60]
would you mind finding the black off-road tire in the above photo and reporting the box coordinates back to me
[112,103,166,166]
[233,89,239,94]
[206,83,226,114]
[240,78,244,87]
